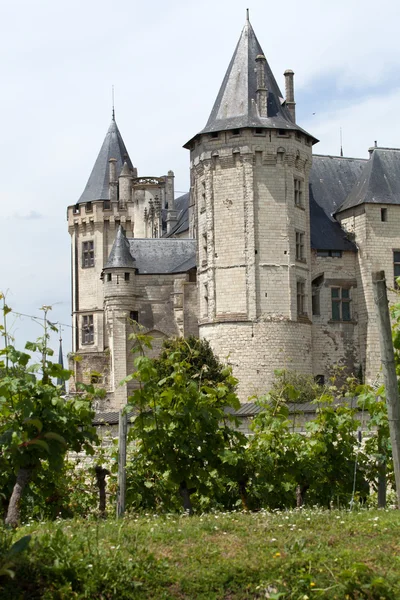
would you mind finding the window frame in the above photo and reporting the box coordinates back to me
[295,230,305,262]
[294,178,304,208]
[331,287,351,322]
[81,314,94,345]
[394,250,400,288]
[82,240,94,268]
[297,280,307,316]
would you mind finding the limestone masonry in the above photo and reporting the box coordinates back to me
[67,15,400,409]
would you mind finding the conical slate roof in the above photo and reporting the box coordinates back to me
[78,118,134,203]
[337,148,400,213]
[185,17,316,146]
[104,226,136,269]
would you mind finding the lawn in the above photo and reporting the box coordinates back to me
[1,508,400,599]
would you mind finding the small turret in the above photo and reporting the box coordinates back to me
[103,226,138,408]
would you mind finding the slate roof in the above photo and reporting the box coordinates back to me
[309,155,367,251]
[104,226,136,269]
[92,397,361,426]
[184,17,316,146]
[337,148,400,213]
[165,192,191,237]
[128,238,196,274]
[78,119,134,203]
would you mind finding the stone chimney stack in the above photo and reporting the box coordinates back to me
[255,55,268,117]
[109,158,118,202]
[284,70,296,123]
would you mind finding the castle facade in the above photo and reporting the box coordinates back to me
[68,16,400,409]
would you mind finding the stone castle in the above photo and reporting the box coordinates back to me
[67,15,400,409]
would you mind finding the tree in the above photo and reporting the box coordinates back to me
[0,296,99,526]
[125,334,245,513]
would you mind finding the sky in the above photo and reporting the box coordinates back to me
[1,0,400,363]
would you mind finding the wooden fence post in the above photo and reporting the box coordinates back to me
[372,271,400,508]
[116,409,128,518]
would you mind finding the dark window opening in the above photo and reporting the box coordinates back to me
[231,129,241,136]
[104,200,111,210]
[394,251,400,288]
[278,129,289,137]
[254,128,265,135]
[294,178,303,207]
[312,274,324,316]
[331,287,351,321]
[82,315,94,345]
[86,202,93,213]
[211,132,219,139]
[82,240,94,268]
[124,272,130,281]
[381,207,388,222]
[129,311,139,323]
[106,273,112,282]
[317,250,342,258]
[315,374,325,385]
[73,204,80,215]
[296,231,305,261]
[297,280,306,316]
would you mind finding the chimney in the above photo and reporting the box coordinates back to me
[255,55,268,118]
[109,158,118,202]
[284,70,296,123]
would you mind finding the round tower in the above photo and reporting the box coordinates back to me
[103,226,138,409]
[184,16,318,400]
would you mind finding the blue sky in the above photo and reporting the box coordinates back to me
[1,0,400,362]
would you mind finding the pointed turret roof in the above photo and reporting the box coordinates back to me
[185,16,316,146]
[78,118,134,203]
[104,226,136,269]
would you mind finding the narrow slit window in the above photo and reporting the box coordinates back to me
[381,207,388,222]
[394,251,400,288]
[297,280,306,316]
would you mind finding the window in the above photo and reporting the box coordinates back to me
[203,283,209,317]
[73,204,80,215]
[106,273,112,282]
[254,128,265,136]
[82,315,94,345]
[86,202,93,213]
[297,280,306,316]
[315,374,325,385]
[82,241,94,267]
[317,250,342,258]
[394,251,400,288]
[331,287,351,321]
[231,129,241,136]
[129,311,139,322]
[277,129,289,137]
[296,231,305,261]
[210,132,219,139]
[104,200,111,210]
[294,178,303,207]
[124,272,130,281]
[381,207,388,222]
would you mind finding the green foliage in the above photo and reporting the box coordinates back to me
[125,333,246,512]
[0,296,100,525]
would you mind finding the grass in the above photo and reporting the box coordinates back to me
[1,508,400,599]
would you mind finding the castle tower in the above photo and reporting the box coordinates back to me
[184,15,318,399]
[103,226,138,408]
[67,116,137,389]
